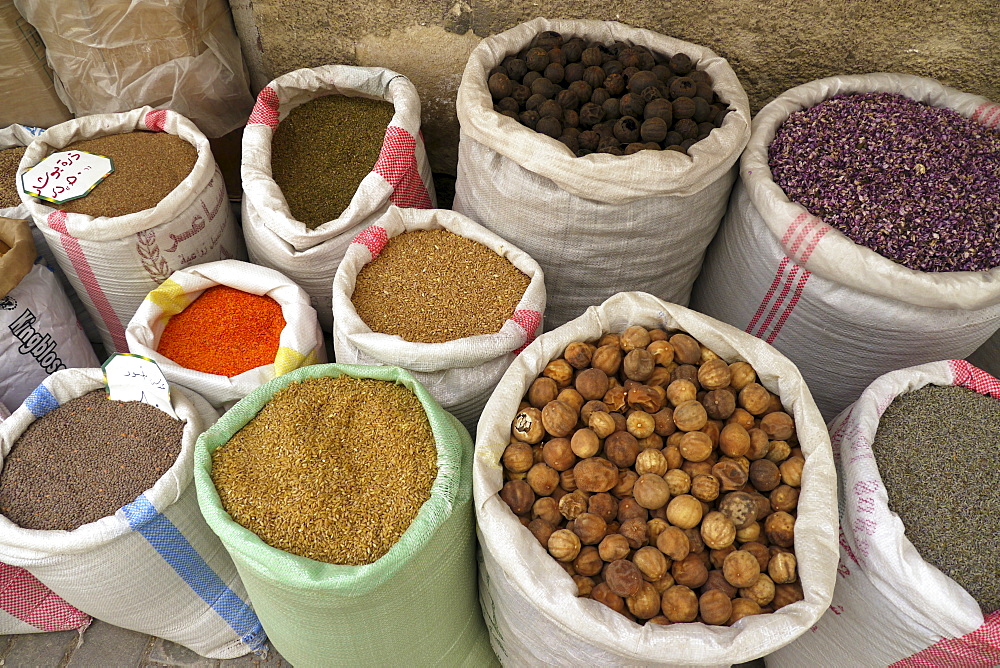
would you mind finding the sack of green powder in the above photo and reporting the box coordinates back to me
[473,291,838,666]
[0,217,98,412]
[969,329,1000,378]
[193,363,496,667]
[454,17,751,332]
[331,205,545,434]
[0,562,91,635]
[125,259,326,410]
[767,359,1000,667]
[690,74,1000,421]
[0,367,266,659]
[17,106,247,355]
[241,65,436,332]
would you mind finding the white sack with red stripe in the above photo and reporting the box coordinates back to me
[332,205,545,434]
[474,292,838,667]
[768,359,1000,668]
[969,329,1000,378]
[125,259,326,410]
[241,66,436,332]
[453,18,751,332]
[16,107,246,356]
[0,368,266,659]
[690,74,1000,421]
[0,563,90,635]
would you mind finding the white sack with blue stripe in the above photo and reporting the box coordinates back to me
[0,367,265,659]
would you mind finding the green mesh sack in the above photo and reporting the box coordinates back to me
[193,363,496,666]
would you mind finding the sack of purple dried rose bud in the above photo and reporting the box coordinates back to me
[691,73,1000,421]
[473,291,837,667]
[454,18,751,332]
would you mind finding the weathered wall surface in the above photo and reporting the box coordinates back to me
[232,0,1000,174]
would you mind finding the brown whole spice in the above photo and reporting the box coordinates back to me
[0,147,26,208]
[352,229,530,343]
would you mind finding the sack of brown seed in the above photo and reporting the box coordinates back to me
[0,367,266,658]
[0,217,98,412]
[473,291,837,666]
[242,65,435,332]
[767,359,1000,667]
[454,18,751,332]
[17,107,247,355]
[331,205,545,433]
[690,74,1000,421]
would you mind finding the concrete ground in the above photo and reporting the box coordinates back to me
[0,622,288,667]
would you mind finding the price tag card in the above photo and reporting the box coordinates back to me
[21,150,114,204]
[102,353,179,419]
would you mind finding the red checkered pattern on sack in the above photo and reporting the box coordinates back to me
[248,86,280,128]
[0,563,89,632]
[352,225,390,260]
[891,611,1000,667]
[948,359,1000,399]
[143,109,169,132]
[373,126,432,209]
[972,103,1000,129]
[511,309,542,354]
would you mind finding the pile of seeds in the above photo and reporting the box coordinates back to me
[769,92,1000,273]
[156,284,285,377]
[271,95,395,229]
[351,229,531,343]
[489,30,731,156]
[0,147,26,208]
[872,383,1000,613]
[211,375,438,565]
[0,390,185,530]
[498,326,804,625]
[55,132,197,217]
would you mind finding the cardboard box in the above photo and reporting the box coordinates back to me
[0,0,72,128]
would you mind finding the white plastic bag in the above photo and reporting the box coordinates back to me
[126,259,326,409]
[12,0,253,138]
[242,66,435,331]
[767,359,1000,667]
[331,205,545,433]
[0,367,265,658]
[969,329,1000,378]
[690,73,1000,421]
[453,18,751,332]
[474,291,837,667]
[17,107,247,355]
[0,217,98,412]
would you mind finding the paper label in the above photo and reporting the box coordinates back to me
[21,150,114,204]
[102,353,178,419]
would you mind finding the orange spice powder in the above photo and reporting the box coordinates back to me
[156,285,285,377]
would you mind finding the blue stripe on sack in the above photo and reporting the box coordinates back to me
[24,385,60,418]
[121,495,266,652]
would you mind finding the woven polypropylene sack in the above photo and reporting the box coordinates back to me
[474,291,838,667]
[126,259,326,410]
[0,563,90,635]
[0,368,265,658]
[767,360,1000,667]
[0,218,98,412]
[969,329,1000,378]
[241,66,435,331]
[17,107,247,355]
[11,0,253,138]
[453,18,751,332]
[331,205,545,434]
[194,363,496,667]
[690,74,1000,421]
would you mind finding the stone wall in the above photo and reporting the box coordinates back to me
[231,0,1000,174]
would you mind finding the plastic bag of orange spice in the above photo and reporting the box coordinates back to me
[473,291,837,667]
[125,259,326,409]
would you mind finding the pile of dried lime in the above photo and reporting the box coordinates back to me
[271,95,395,229]
[211,375,438,565]
[351,229,530,343]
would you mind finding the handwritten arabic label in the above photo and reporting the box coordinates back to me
[21,151,114,204]
[102,353,178,419]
